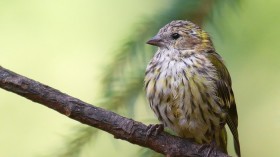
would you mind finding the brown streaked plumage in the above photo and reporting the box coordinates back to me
[145,20,240,156]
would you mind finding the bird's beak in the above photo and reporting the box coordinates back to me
[146,35,163,47]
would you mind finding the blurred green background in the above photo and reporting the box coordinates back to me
[1,0,280,156]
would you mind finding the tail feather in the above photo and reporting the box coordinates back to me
[226,117,241,157]
[218,127,228,154]
[234,135,241,157]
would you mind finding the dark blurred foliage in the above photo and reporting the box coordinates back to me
[54,0,239,156]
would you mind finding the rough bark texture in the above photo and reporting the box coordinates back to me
[0,66,229,157]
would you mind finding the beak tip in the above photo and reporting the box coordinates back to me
[146,35,162,47]
[146,40,153,45]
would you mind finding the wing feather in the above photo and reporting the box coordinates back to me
[207,51,241,157]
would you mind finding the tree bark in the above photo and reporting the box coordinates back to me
[0,66,229,157]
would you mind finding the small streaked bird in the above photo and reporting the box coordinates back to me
[144,20,240,156]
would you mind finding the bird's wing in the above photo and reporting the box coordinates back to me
[207,51,241,157]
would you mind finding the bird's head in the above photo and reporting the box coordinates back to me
[147,20,213,53]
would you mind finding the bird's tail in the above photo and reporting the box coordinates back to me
[218,127,228,155]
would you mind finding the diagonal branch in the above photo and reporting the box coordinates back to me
[0,66,229,157]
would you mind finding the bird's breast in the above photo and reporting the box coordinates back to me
[145,54,217,102]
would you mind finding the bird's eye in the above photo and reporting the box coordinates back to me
[171,33,180,40]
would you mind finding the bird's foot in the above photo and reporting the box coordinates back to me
[198,141,218,157]
[145,124,164,143]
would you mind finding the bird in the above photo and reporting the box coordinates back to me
[144,20,240,156]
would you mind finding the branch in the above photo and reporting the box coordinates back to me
[0,66,229,157]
